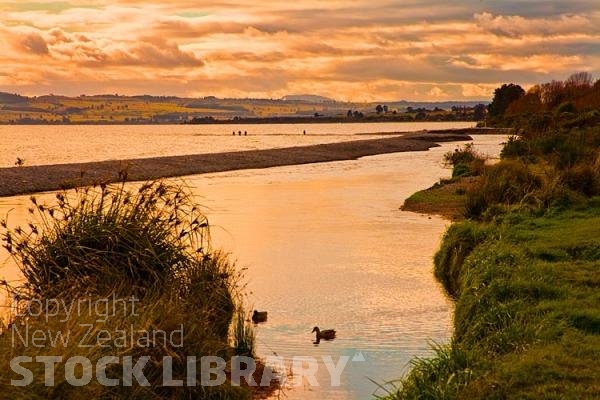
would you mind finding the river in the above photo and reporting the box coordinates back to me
[0,123,504,398]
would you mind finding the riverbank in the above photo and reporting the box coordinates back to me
[401,177,475,220]
[0,131,469,197]
[390,125,600,397]
[395,197,600,398]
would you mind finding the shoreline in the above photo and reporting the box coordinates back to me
[392,124,600,397]
[0,131,471,198]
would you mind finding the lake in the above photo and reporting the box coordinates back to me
[0,123,504,398]
[0,121,473,167]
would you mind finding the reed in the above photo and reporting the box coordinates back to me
[0,180,272,398]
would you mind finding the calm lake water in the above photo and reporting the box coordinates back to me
[0,123,504,399]
[0,121,473,167]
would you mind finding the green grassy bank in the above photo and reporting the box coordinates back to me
[389,74,600,399]
[390,205,600,399]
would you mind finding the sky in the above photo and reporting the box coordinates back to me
[0,0,599,101]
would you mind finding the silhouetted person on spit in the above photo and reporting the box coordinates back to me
[238,130,242,136]
[244,131,247,136]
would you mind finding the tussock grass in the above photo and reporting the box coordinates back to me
[443,143,486,179]
[3,181,214,299]
[0,180,269,399]
[379,343,472,400]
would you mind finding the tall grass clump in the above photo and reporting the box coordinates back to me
[381,343,472,400]
[561,162,600,197]
[231,307,256,357]
[464,160,541,218]
[2,181,213,299]
[0,180,270,398]
[444,144,486,178]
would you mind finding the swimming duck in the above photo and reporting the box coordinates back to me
[252,310,268,323]
[312,326,336,341]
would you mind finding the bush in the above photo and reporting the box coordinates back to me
[500,135,529,159]
[557,101,576,114]
[445,144,486,178]
[562,163,600,197]
[444,143,477,167]
[452,163,471,178]
[464,161,542,218]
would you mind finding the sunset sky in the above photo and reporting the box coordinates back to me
[0,1,598,101]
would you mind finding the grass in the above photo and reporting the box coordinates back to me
[401,143,487,220]
[401,177,477,220]
[4,181,215,299]
[0,180,274,398]
[389,206,600,399]
[390,78,600,398]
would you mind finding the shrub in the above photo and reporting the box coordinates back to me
[557,101,576,114]
[501,135,529,159]
[464,161,542,218]
[444,143,477,167]
[452,163,471,178]
[445,144,486,178]
[2,181,213,300]
[562,163,600,197]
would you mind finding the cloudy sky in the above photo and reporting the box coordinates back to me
[0,0,598,101]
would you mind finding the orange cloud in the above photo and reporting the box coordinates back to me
[0,1,598,100]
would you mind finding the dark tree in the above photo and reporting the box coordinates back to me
[383,105,388,113]
[415,111,427,120]
[488,83,525,116]
[375,104,383,114]
[347,109,353,117]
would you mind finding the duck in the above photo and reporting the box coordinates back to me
[312,326,336,341]
[252,310,268,323]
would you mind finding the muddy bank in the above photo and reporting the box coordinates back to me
[0,132,470,197]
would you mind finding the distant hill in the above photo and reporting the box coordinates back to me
[0,92,28,104]
[0,90,489,124]
[388,100,487,110]
[282,94,335,103]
